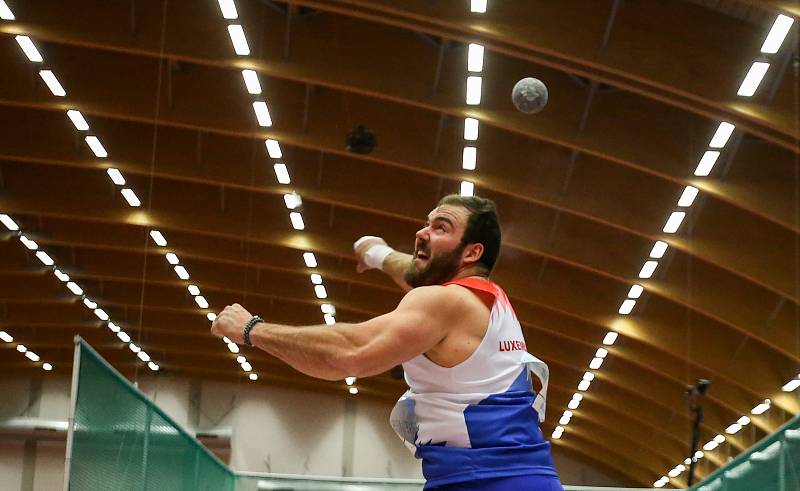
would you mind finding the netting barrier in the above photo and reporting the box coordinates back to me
[63,338,658,491]
[64,337,235,491]
[691,412,800,491]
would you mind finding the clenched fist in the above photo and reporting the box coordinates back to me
[210,303,254,344]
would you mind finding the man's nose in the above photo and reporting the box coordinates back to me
[415,226,429,240]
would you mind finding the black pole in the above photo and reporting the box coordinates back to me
[687,404,703,486]
[686,379,710,487]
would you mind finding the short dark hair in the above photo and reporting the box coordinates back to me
[437,194,502,274]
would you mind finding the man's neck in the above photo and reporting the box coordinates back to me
[451,266,488,282]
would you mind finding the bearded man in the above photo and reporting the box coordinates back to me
[211,195,562,490]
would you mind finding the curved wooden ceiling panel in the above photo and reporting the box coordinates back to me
[0,0,797,487]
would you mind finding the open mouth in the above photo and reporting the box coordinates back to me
[414,250,429,261]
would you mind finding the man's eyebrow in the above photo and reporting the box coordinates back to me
[429,216,454,227]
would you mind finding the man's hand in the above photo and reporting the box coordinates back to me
[354,236,389,273]
[210,303,253,344]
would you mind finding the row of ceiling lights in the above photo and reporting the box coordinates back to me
[1,1,165,374]
[653,13,796,489]
[1,212,153,371]
[0,216,53,371]
[1,0,263,379]
[215,0,352,390]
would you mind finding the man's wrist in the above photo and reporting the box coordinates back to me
[364,244,394,270]
[243,315,264,346]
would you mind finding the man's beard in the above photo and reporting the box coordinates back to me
[404,242,465,288]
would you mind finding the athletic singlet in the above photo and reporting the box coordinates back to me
[390,277,558,488]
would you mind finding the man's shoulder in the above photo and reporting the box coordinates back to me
[400,284,488,315]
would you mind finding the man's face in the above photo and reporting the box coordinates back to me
[404,205,470,288]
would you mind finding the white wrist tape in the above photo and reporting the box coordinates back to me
[353,236,380,251]
[364,245,394,270]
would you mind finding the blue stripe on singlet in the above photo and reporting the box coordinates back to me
[416,368,558,488]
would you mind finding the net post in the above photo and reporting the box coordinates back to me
[63,336,84,491]
[140,406,153,491]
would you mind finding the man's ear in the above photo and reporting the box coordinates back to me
[462,243,484,266]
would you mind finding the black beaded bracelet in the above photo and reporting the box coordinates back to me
[243,315,264,347]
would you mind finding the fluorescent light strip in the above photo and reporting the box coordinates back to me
[106,168,126,185]
[85,136,108,158]
[464,118,479,140]
[465,76,482,105]
[207,312,217,322]
[709,122,735,148]
[639,260,658,279]
[602,332,618,345]
[470,0,487,13]
[39,70,66,96]
[782,378,800,392]
[761,15,794,54]
[694,151,720,176]
[462,147,477,170]
[188,285,200,296]
[35,251,54,266]
[0,214,19,231]
[217,0,238,19]
[273,164,291,184]
[467,44,484,72]
[66,110,90,131]
[289,212,305,230]
[551,426,564,439]
[253,101,272,126]
[627,284,643,299]
[149,230,167,246]
[303,252,318,267]
[751,399,771,415]
[650,241,668,259]
[284,193,302,210]
[321,303,336,315]
[618,299,636,315]
[737,62,769,97]
[54,269,69,282]
[195,296,209,309]
[460,181,474,197]
[663,212,686,234]
[311,274,323,285]
[66,282,83,295]
[15,36,43,62]
[0,0,14,20]
[589,357,603,370]
[227,25,250,55]
[324,314,336,325]
[314,285,328,299]
[121,189,141,207]
[242,70,261,94]
[165,253,179,265]
[174,266,190,280]
[20,235,38,250]
[1,331,14,343]
[265,139,282,158]
[678,186,699,207]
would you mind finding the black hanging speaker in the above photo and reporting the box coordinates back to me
[346,125,377,154]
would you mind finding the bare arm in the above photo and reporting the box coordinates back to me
[380,250,413,291]
[210,286,463,381]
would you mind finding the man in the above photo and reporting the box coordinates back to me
[211,195,562,490]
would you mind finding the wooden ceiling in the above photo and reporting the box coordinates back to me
[0,0,798,487]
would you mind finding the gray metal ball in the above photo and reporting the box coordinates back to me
[512,77,548,114]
